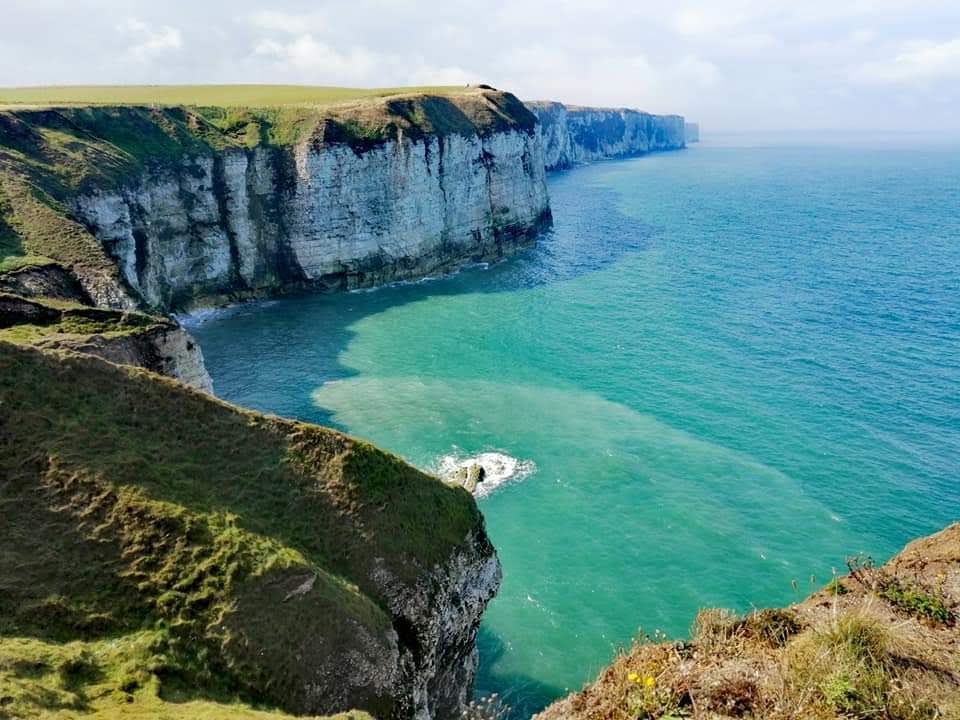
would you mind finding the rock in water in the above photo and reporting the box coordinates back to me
[447,463,487,493]
[438,452,536,497]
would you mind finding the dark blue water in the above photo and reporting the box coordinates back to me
[189,134,960,717]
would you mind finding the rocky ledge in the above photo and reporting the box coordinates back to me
[0,291,212,391]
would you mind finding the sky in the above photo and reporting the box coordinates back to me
[2,0,959,131]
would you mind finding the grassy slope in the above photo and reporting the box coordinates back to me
[0,86,535,286]
[0,342,480,719]
[0,85,464,109]
[535,525,960,720]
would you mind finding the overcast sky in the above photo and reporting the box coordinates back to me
[2,0,959,131]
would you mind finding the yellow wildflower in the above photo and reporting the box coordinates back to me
[644,676,656,688]
[627,672,640,683]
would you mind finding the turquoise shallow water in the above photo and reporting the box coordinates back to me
[189,136,960,717]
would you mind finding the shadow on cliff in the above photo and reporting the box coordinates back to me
[473,625,568,720]
[188,164,659,431]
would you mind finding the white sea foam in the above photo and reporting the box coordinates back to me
[434,450,536,498]
[177,299,279,327]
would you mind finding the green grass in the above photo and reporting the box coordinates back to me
[875,576,954,626]
[0,84,465,109]
[0,342,481,718]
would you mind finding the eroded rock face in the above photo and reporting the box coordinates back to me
[372,527,502,720]
[72,128,551,312]
[0,293,213,393]
[528,101,686,171]
[33,325,212,393]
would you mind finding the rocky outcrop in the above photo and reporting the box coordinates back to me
[527,101,685,171]
[41,323,214,393]
[59,91,551,312]
[0,292,212,392]
[376,528,502,719]
[0,263,93,304]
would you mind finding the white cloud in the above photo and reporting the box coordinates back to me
[251,34,479,87]
[243,10,328,34]
[672,9,743,36]
[119,18,182,61]
[253,35,378,81]
[854,37,960,83]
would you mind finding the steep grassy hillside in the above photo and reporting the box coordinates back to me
[0,342,485,719]
[535,526,960,720]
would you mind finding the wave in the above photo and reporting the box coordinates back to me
[433,450,536,498]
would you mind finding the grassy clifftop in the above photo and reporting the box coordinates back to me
[0,342,482,718]
[0,85,536,290]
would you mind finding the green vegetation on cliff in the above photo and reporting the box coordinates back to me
[0,342,481,718]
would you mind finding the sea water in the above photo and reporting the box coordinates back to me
[188,133,960,717]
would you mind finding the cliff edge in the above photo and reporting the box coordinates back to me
[0,87,551,313]
[535,525,960,719]
[0,342,501,719]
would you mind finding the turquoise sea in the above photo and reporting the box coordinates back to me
[189,134,960,717]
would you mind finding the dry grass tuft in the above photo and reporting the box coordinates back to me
[535,524,960,720]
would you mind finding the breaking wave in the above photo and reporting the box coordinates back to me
[433,450,537,498]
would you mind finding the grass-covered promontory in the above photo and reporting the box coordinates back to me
[0,85,535,301]
[0,342,483,719]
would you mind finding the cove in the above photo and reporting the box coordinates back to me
[188,135,960,717]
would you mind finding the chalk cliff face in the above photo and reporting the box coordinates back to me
[66,93,551,312]
[527,101,686,171]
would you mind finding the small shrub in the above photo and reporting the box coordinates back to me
[743,609,804,647]
[821,671,861,713]
[876,578,953,626]
[825,576,849,596]
[57,649,97,683]
[692,608,740,647]
[703,676,759,716]
[847,557,954,626]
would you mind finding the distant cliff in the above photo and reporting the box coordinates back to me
[0,88,551,314]
[685,121,700,143]
[526,101,685,171]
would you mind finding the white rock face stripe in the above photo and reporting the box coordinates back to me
[73,127,551,311]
